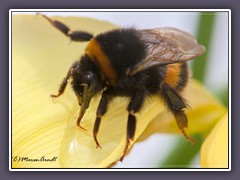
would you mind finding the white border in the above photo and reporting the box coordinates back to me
[228,9,231,171]
[9,9,231,171]
[10,9,230,11]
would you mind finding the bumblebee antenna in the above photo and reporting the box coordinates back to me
[37,13,94,42]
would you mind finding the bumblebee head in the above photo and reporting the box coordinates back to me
[71,56,103,110]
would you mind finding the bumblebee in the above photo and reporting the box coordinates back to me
[39,14,205,161]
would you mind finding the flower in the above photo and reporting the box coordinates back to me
[200,113,228,168]
[12,14,228,168]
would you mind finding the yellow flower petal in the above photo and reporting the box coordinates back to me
[12,15,118,168]
[200,113,228,168]
[59,96,164,168]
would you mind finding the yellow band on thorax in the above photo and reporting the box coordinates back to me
[86,39,117,84]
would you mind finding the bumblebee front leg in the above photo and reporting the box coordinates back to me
[161,84,195,144]
[120,88,146,161]
[50,62,78,98]
[93,89,112,149]
[37,13,94,42]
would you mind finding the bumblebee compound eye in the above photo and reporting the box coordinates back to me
[83,71,100,93]
[84,71,94,81]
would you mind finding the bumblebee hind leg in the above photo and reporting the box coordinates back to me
[161,84,195,144]
[37,13,93,42]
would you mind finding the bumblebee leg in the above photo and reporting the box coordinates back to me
[161,84,195,144]
[120,88,146,161]
[37,13,93,42]
[50,62,77,98]
[93,90,112,149]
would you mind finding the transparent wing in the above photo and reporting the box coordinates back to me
[130,27,206,76]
